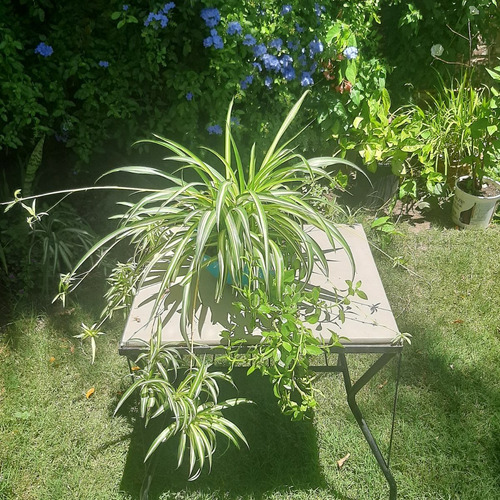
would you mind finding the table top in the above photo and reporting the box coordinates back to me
[119,224,401,354]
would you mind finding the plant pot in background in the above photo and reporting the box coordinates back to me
[452,176,500,228]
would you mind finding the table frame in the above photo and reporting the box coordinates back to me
[119,341,402,500]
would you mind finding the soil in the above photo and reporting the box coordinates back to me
[457,177,500,198]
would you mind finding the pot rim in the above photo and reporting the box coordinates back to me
[455,175,500,200]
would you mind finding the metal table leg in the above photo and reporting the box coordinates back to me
[338,351,399,500]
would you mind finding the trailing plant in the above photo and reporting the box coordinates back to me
[221,270,361,421]
[2,92,361,480]
[114,324,251,482]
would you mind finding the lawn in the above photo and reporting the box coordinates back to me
[1,220,499,500]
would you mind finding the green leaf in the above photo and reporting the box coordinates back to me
[305,345,324,356]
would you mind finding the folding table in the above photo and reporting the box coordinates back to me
[119,224,403,499]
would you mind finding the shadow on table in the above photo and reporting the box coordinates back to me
[119,370,353,500]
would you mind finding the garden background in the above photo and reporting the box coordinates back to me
[1,1,500,499]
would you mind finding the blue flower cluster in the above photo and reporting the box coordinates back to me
[200,8,221,28]
[34,42,53,57]
[300,72,314,87]
[308,38,324,57]
[186,92,193,101]
[343,46,359,60]
[144,3,175,29]
[207,124,222,135]
[99,60,109,67]
[314,3,326,17]
[204,29,224,49]
[243,34,256,46]
[201,8,224,49]
[240,75,253,90]
[227,21,242,36]
[200,4,326,102]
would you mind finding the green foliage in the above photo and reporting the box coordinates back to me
[57,92,357,340]
[222,271,356,420]
[114,326,251,480]
[74,322,106,364]
[0,201,96,298]
[380,0,500,97]
[0,0,389,165]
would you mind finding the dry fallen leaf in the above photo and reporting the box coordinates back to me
[48,356,56,364]
[452,319,464,324]
[337,453,350,469]
[70,346,75,354]
[131,365,140,372]
[378,379,388,389]
[86,387,95,399]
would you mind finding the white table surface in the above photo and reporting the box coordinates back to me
[120,224,400,351]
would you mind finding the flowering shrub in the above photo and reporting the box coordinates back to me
[15,2,491,180]
[0,0,395,168]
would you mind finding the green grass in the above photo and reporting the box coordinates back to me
[1,223,500,499]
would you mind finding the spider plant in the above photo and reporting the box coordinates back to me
[62,91,359,340]
[114,324,251,482]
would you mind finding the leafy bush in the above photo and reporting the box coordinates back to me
[0,1,389,166]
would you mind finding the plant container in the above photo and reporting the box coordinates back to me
[452,176,500,228]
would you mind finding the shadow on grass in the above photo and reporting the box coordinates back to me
[119,370,352,500]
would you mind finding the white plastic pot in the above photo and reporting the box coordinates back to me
[452,176,500,228]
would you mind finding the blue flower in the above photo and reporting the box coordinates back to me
[186,92,193,101]
[204,31,224,49]
[295,23,304,33]
[280,54,293,67]
[264,76,273,88]
[240,75,253,90]
[269,38,283,51]
[343,46,358,60]
[123,4,129,11]
[300,71,314,87]
[231,116,241,126]
[287,40,300,51]
[212,34,224,49]
[253,43,267,57]
[227,21,242,36]
[298,53,307,67]
[99,60,109,67]
[200,7,221,28]
[252,62,263,72]
[163,2,175,13]
[281,5,292,15]
[207,124,223,135]
[34,42,53,57]
[280,54,296,80]
[243,34,256,46]
[145,11,169,28]
[261,54,280,72]
[314,3,326,16]
[282,65,296,81]
[308,38,324,57]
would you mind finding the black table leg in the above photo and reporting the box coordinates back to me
[338,351,398,500]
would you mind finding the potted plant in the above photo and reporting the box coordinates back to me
[59,90,360,338]
[451,64,500,228]
[404,69,500,227]
[2,92,363,484]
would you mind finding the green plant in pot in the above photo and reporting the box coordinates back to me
[3,91,361,484]
[61,90,359,338]
[450,63,500,228]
